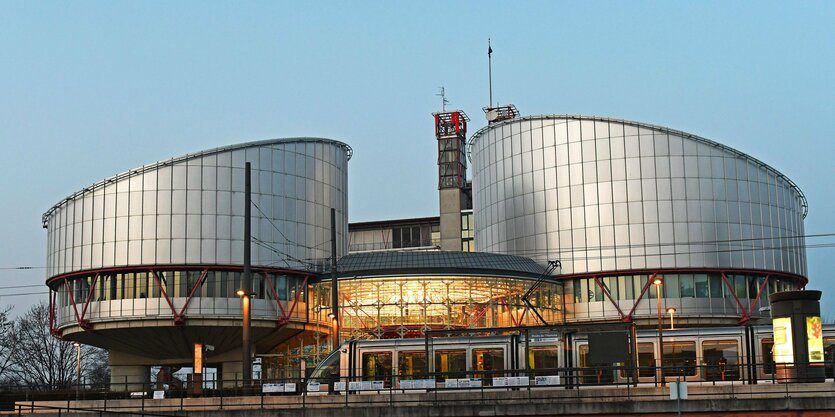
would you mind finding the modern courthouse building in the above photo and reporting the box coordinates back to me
[42,108,810,387]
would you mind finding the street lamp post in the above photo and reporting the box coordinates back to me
[239,161,252,388]
[667,307,677,330]
[653,277,665,386]
[73,342,81,399]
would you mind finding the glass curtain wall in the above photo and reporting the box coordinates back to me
[313,276,563,340]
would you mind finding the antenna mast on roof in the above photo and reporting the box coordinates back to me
[484,39,519,125]
[437,86,449,112]
[488,39,493,108]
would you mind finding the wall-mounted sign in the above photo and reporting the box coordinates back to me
[772,317,794,365]
[806,316,824,363]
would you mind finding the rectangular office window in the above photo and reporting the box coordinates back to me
[398,351,427,379]
[663,341,697,376]
[695,274,709,298]
[703,340,739,381]
[362,351,393,386]
[435,350,467,381]
[679,274,695,298]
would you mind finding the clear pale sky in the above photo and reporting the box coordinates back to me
[1,1,833,317]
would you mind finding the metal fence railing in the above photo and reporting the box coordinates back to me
[3,362,834,415]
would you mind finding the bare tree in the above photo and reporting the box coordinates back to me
[0,305,15,383]
[6,303,110,390]
[7,303,76,389]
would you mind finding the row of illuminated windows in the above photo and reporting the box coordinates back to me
[572,274,797,304]
[461,212,474,239]
[392,225,437,249]
[580,338,835,380]
[54,270,308,308]
[579,340,742,380]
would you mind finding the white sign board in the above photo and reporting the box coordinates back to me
[262,383,284,393]
[152,390,165,400]
[534,375,561,386]
[402,379,434,389]
[669,381,688,400]
[306,382,321,392]
[333,381,346,391]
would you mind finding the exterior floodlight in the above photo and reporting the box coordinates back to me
[236,289,246,297]
[327,312,336,319]
[653,276,666,386]
[667,307,677,330]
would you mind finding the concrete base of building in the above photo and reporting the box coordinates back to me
[221,361,243,388]
[109,365,150,392]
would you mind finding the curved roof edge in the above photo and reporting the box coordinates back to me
[467,114,807,218]
[42,137,353,227]
[330,251,548,280]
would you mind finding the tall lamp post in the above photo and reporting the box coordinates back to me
[73,342,81,399]
[238,162,252,388]
[653,277,665,386]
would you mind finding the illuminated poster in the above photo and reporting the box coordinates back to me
[806,316,824,363]
[772,317,794,365]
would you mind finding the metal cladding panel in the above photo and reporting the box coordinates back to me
[44,138,350,277]
[469,116,807,278]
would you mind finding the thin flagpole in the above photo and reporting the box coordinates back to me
[488,38,493,108]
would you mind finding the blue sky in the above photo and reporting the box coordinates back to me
[1,1,833,316]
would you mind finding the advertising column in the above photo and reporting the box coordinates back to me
[768,290,824,383]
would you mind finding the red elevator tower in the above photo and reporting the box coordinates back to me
[433,110,469,251]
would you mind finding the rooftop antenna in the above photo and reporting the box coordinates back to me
[437,86,449,112]
[488,39,493,108]
[483,38,519,124]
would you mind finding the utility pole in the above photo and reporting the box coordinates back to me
[241,162,252,387]
[330,208,339,348]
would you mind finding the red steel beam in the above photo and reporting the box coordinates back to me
[63,277,85,329]
[740,275,771,324]
[623,272,658,322]
[47,264,307,287]
[150,270,179,321]
[48,289,63,338]
[174,269,209,325]
[720,272,748,316]
[265,274,288,318]
[593,276,627,321]
[284,276,309,320]
[79,273,100,322]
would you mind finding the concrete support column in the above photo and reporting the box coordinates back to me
[221,361,243,388]
[109,365,150,392]
[439,188,463,251]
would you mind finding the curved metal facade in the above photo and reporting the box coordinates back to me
[44,138,350,276]
[42,138,350,357]
[469,116,807,323]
